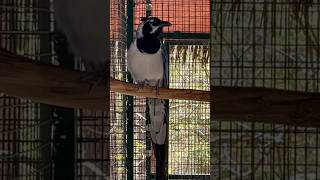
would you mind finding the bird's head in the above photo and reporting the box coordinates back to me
[136,17,172,39]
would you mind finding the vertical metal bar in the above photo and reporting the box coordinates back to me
[251,2,256,179]
[145,1,152,179]
[9,0,18,178]
[53,107,75,180]
[210,0,213,179]
[146,0,152,17]
[146,101,152,180]
[126,0,134,179]
[51,6,75,180]
[37,0,53,178]
[105,0,111,178]
[163,43,170,180]
[0,4,7,177]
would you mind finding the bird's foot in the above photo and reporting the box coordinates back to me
[135,80,146,90]
[154,86,160,95]
[154,79,161,95]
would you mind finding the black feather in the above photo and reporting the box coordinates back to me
[137,21,163,54]
[140,17,149,22]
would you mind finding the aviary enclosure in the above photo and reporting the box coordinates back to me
[0,0,320,180]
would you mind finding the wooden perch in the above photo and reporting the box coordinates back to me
[214,87,320,127]
[0,48,209,111]
[111,80,209,102]
[1,49,320,127]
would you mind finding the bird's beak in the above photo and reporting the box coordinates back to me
[160,21,172,27]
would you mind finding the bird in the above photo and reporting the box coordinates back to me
[128,16,171,145]
[53,0,108,86]
[127,16,171,179]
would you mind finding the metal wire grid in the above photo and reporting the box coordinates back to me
[152,0,210,33]
[77,110,109,179]
[211,1,320,179]
[131,0,211,179]
[134,0,210,33]
[133,97,148,180]
[134,0,146,29]
[0,96,45,180]
[131,1,149,178]
[0,0,53,179]
[1,0,110,179]
[168,44,210,178]
[0,1,53,60]
[128,44,211,179]
[110,0,128,179]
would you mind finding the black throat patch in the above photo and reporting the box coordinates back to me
[136,23,162,54]
[136,36,161,54]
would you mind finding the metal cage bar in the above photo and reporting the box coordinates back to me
[110,0,128,179]
[211,1,320,179]
[0,0,111,179]
[130,0,211,179]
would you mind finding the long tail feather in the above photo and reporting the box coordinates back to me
[148,98,166,145]
[154,143,167,180]
[148,98,167,179]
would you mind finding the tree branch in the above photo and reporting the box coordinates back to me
[111,79,209,102]
[214,86,320,127]
[0,48,209,111]
[2,49,320,127]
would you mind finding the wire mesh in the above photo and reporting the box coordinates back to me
[0,96,46,180]
[211,0,320,179]
[76,110,109,179]
[110,0,128,179]
[131,0,211,179]
[1,0,111,179]
[168,44,210,178]
[132,1,149,179]
[134,0,210,33]
[0,0,53,179]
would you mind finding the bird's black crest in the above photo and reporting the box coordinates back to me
[140,17,149,22]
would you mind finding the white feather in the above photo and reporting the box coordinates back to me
[150,24,159,34]
[136,23,145,39]
[53,0,107,70]
[127,40,164,86]
[148,99,166,145]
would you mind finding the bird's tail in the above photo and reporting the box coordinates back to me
[148,98,166,145]
[147,98,167,179]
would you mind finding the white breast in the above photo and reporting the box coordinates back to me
[127,40,164,86]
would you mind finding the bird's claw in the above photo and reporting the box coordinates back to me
[154,79,161,95]
[136,80,145,89]
[133,80,145,90]
[154,85,160,95]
